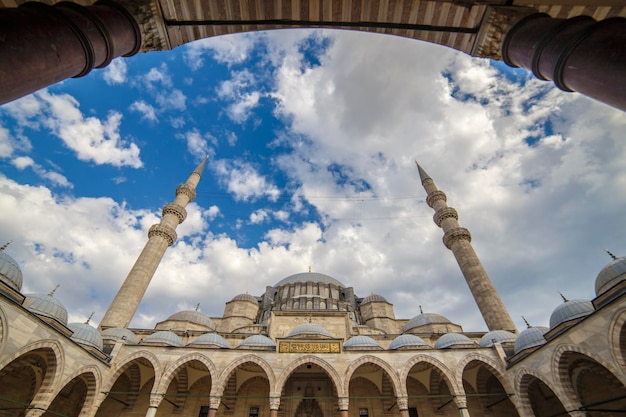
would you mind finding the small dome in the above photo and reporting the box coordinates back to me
[389,334,430,350]
[549,299,594,328]
[344,335,382,349]
[514,327,548,354]
[0,251,23,291]
[403,313,451,333]
[274,272,345,288]
[362,294,388,304]
[595,256,626,296]
[166,310,216,330]
[142,331,183,347]
[69,322,104,350]
[188,333,231,348]
[238,335,276,349]
[434,333,476,349]
[288,323,332,338]
[101,327,139,344]
[23,293,68,325]
[479,330,517,348]
[231,293,259,303]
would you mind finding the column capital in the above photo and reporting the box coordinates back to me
[396,396,409,410]
[209,395,221,409]
[471,6,538,59]
[149,393,163,408]
[338,397,349,411]
[269,396,281,410]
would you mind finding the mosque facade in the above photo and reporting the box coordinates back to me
[1,160,625,417]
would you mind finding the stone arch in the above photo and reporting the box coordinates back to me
[44,368,99,417]
[102,349,161,393]
[275,355,343,397]
[515,368,570,417]
[216,354,275,395]
[401,355,460,396]
[343,355,402,398]
[0,306,7,357]
[554,345,626,414]
[156,352,216,394]
[609,308,626,367]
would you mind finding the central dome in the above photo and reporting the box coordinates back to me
[274,272,345,288]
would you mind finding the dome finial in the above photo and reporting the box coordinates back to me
[85,311,94,324]
[419,305,423,314]
[308,266,312,273]
[0,240,13,252]
[522,316,531,328]
[558,291,568,302]
[195,302,200,311]
[604,248,618,261]
[49,284,60,296]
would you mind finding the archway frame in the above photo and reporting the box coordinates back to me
[343,354,402,399]
[275,354,344,397]
[514,367,575,416]
[216,354,276,396]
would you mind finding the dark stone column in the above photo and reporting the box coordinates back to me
[502,13,626,112]
[0,1,141,106]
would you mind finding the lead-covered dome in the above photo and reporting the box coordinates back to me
[403,313,451,333]
[23,293,68,325]
[101,327,138,344]
[434,333,476,349]
[166,310,216,330]
[0,251,23,291]
[274,272,345,288]
[288,323,332,338]
[238,335,276,349]
[188,333,231,348]
[514,327,548,354]
[69,322,103,350]
[549,299,594,329]
[232,293,259,303]
[389,334,430,350]
[361,294,388,304]
[343,335,382,350]
[479,330,517,348]
[142,331,183,347]
[595,255,626,296]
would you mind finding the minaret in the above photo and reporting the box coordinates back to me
[416,162,517,332]
[99,157,208,330]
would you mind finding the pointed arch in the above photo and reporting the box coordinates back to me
[216,354,275,395]
[343,354,402,398]
[275,355,343,397]
[609,308,626,367]
[0,306,7,357]
[454,353,508,389]
[156,352,216,394]
[102,349,161,393]
[44,368,100,417]
[515,368,572,417]
[401,355,460,396]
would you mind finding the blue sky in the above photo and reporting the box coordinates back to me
[1,29,625,332]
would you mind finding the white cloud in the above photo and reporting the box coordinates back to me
[102,58,128,85]
[184,33,256,69]
[11,156,72,188]
[250,209,269,224]
[0,125,14,157]
[216,70,262,123]
[144,64,172,88]
[179,129,215,160]
[129,100,158,122]
[156,89,187,111]
[213,159,280,202]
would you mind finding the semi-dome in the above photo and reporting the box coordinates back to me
[274,272,345,288]
[101,327,138,344]
[361,294,388,304]
[514,327,548,354]
[595,255,626,296]
[403,313,451,333]
[69,322,103,350]
[434,333,476,349]
[23,293,68,325]
[166,310,216,330]
[231,293,259,303]
[549,299,594,329]
[238,335,276,349]
[188,333,231,348]
[388,334,430,350]
[0,251,23,291]
[343,335,382,349]
[288,323,332,338]
[142,331,183,347]
[479,330,517,348]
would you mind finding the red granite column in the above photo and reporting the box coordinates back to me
[502,13,626,111]
[0,1,141,105]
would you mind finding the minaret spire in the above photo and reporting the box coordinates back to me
[99,159,208,329]
[415,163,517,333]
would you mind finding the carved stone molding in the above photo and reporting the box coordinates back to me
[209,395,221,409]
[434,207,459,227]
[338,397,349,411]
[471,6,537,60]
[114,0,171,51]
[397,396,409,410]
[269,396,281,410]
[426,190,447,208]
[162,203,187,224]
[176,184,197,201]
[443,227,471,249]
[148,224,177,246]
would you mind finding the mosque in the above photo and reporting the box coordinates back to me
[0,159,625,417]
